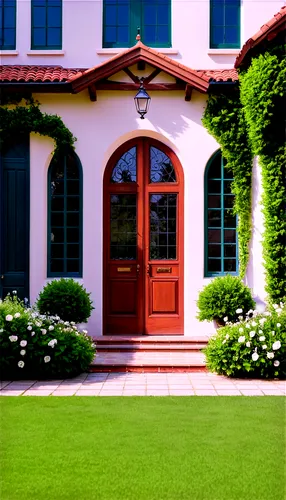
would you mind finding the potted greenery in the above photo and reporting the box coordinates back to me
[197,275,255,328]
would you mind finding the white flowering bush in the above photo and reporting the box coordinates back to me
[204,303,286,379]
[0,294,96,379]
[197,275,255,325]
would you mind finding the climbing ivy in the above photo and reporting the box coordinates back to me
[202,92,253,279]
[240,52,286,302]
[0,96,76,156]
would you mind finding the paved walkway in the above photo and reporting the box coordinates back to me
[1,372,285,396]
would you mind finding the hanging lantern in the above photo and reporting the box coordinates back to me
[134,78,151,119]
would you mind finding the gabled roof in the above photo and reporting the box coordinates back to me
[235,5,286,68]
[69,41,210,93]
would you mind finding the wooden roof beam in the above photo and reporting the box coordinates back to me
[185,84,193,101]
[88,84,97,101]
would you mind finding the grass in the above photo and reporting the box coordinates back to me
[0,397,285,500]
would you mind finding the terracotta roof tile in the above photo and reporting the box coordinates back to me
[196,69,238,82]
[0,65,84,83]
[235,5,286,68]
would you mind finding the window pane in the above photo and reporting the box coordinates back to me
[67,244,79,259]
[67,260,79,273]
[3,27,14,46]
[111,146,136,183]
[208,210,221,228]
[224,245,236,257]
[150,147,176,183]
[225,26,239,45]
[208,180,221,193]
[224,229,236,243]
[67,197,79,211]
[118,4,129,24]
[47,27,61,46]
[225,3,239,25]
[51,244,64,258]
[117,26,129,43]
[105,4,117,24]
[208,153,221,177]
[144,24,156,44]
[67,228,79,242]
[67,180,79,195]
[224,259,236,272]
[33,27,46,46]
[33,6,46,27]
[110,194,137,260]
[157,25,169,44]
[67,213,79,227]
[208,195,221,208]
[150,194,177,260]
[224,180,233,194]
[47,6,61,27]
[158,4,169,24]
[224,212,236,228]
[51,228,64,243]
[208,229,221,243]
[208,259,221,273]
[50,260,64,273]
[208,245,221,258]
[212,2,224,25]
[51,212,64,227]
[144,3,157,24]
[212,26,224,46]
[51,197,64,211]
[105,26,117,43]
[4,6,15,27]
[224,195,234,208]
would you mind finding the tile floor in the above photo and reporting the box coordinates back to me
[0,372,285,396]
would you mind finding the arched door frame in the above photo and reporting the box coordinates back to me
[103,137,184,335]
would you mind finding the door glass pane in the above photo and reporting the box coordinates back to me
[110,146,137,183]
[150,194,177,260]
[110,194,137,259]
[150,146,176,183]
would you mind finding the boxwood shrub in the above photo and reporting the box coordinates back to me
[37,278,94,323]
[204,304,286,379]
[0,294,96,379]
[197,275,255,325]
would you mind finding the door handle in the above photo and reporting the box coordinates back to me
[1,275,4,280]
[146,264,150,276]
[136,264,140,274]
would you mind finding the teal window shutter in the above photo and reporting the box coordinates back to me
[103,0,171,48]
[204,151,238,276]
[210,0,240,49]
[31,0,62,50]
[0,0,16,50]
[47,153,83,278]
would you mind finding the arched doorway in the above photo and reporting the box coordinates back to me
[103,138,184,335]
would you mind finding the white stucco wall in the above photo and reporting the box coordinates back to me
[28,90,267,336]
[1,0,284,68]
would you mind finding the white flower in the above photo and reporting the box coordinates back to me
[14,312,21,318]
[9,335,18,342]
[272,341,281,351]
[274,360,280,367]
[5,314,13,322]
[246,323,251,329]
[41,329,47,335]
[223,316,228,322]
[271,331,275,336]
[251,321,257,327]
[259,336,265,341]
[82,329,88,334]
[48,339,57,348]
[259,318,267,325]
[262,344,267,350]
[277,323,281,328]
[246,341,251,347]
[31,331,35,336]
[258,330,263,334]
[267,352,274,359]
[222,339,226,344]
[48,325,54,331]
[44,356,51,363]
[70,321,75,325]
[20,349,26,356]
[27,326,32,331]
[239,327,244,333]
[20,340,27,347]
[264,311,271,316]
[247,309,254,315]
[236,308,243,314]
[35,321,42,327]
[18,360,25,368]
[273,304,279,309]
[0,329,3,333]
[238,315,243,321]
[250,331,256,338]
[225,334,229,339]
[12,290,17,295]
[238,336,245,343]
[252,352,259,361]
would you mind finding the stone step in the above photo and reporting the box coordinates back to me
[90,351,206,373]
[95,343,207,352]
[92,335,210,345]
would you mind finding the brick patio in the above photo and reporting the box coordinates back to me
[1,373,285,396]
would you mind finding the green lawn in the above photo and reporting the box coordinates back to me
[0,397,284,500]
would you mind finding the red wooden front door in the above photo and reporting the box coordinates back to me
[103,138,184,335]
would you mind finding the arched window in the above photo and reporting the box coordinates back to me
[205,151,238,276]
[47,152,82,277]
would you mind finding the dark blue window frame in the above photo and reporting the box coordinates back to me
[0,0,16,50]
[103,0,171,48]
[204,150,239,277]
[47,153,83,278]
[210,0,240,49]
[31,0,62,50]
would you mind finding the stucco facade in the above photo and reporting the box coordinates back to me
[1,1,283,335]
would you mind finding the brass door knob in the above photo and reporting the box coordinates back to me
[1,275,4,280]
